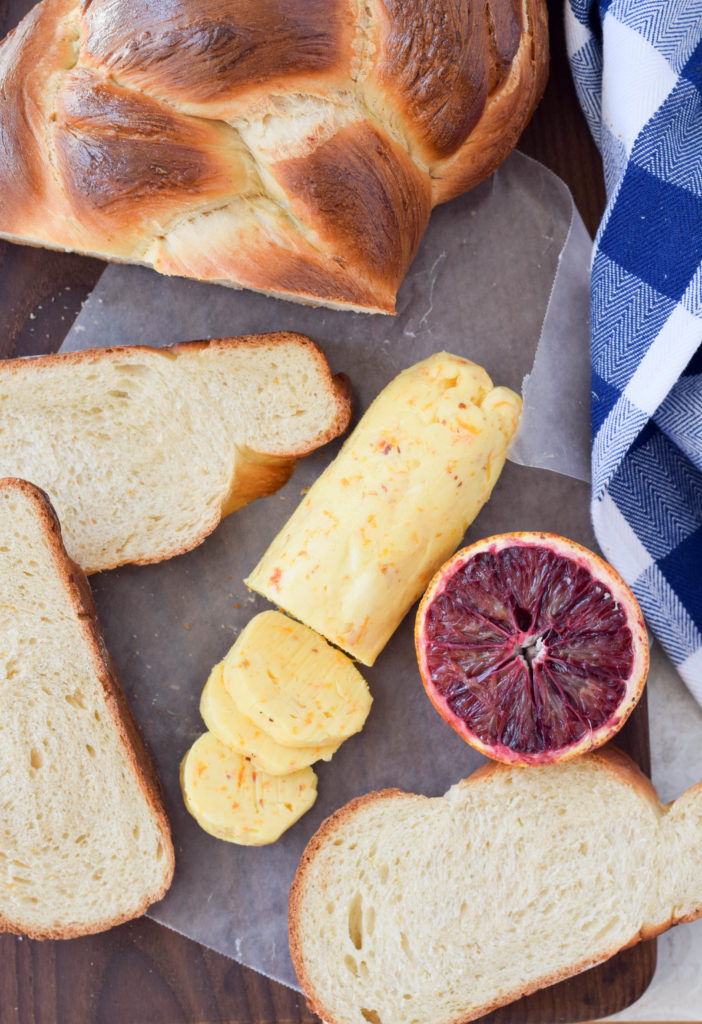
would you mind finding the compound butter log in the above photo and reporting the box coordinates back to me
[245,353,521,666]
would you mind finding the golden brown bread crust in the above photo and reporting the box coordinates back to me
[430,0,550,204]
[54,69,248,240]
[275,121,432,300]
[0,0,74,235]
[0,0,548,313]
[289,748,702,1024]
[0,478,175,940]
[80,0,356,109]
[373,0,504,162]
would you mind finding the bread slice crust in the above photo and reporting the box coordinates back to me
[0,332,351,573]
[0,478,174,939]
[0,333,351,458]
[289,748,702,1024]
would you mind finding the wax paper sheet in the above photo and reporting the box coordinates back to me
[59,150,595,988]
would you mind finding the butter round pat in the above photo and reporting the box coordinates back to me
[245,353,521,665]
[222,611,372,748]
[201,661,339,775]
[180,732,317,845]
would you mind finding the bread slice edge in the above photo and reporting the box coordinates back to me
[0,332,351,458]
[0,332,352,573]
[0,478,175,939]
[288,748,701,1024]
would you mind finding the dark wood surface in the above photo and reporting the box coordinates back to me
[0,1,656,1022]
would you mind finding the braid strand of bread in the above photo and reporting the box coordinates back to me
[0,0,548,312]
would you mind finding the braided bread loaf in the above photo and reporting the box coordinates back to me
[0,0,548,313]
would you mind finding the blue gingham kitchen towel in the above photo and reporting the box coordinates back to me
[565,0,702,703]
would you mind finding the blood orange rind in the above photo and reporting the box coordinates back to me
[415,532,649,766]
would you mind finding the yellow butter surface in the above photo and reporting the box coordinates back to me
[180,732,317,845]
[245,353,521,665]
[222,610,371,748]
[201,661,339,775]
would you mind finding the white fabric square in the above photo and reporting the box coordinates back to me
[623,302,701,415]
[592,491,655,579]
[565,6,593,59]
[602,14,677,156]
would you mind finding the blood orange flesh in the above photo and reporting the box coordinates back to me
[415,533,649,765]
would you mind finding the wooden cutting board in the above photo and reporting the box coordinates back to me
[0,0,654,1021]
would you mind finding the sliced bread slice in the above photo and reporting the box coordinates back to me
[0,479,174,938]
[289,748,702,1024]
[0,333,351,572]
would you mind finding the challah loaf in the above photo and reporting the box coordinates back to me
[290,748,702,1024]
[0,479,174,938]
[0,332,351,572]
[0,0,548,313]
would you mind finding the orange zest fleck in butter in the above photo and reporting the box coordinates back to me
[221,611,372,748]
[201,660,339,775]
[180,732,317,845]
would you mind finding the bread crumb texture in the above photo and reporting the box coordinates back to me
[0,335,350,572]
[290,751,702,1024]
[0,481,173,938]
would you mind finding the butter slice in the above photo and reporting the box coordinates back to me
[221,611,371,748]
[245,353,521,665]
[201,661,339,775]
[180,732,317,845]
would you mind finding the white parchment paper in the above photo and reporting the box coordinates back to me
[59,150,599,990]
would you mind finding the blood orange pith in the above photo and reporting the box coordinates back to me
[415,533,649,765]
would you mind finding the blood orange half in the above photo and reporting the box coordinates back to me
[415,532,649,765]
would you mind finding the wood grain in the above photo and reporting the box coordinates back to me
[0,0,654,1022]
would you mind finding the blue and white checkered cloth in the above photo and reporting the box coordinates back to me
[565,1,702,704]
